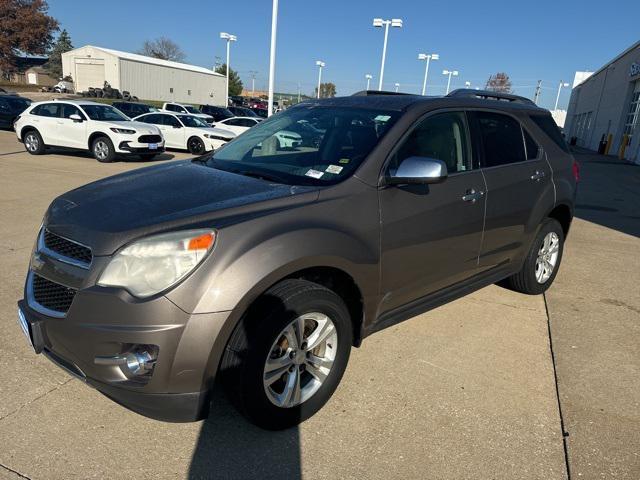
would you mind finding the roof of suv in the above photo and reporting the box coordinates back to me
[299,89,547,114]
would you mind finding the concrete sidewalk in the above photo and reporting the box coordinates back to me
[0,130,569,479]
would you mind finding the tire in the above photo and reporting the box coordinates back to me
[139,154,157,161]
[504,218,564,295]
[187,136,206,155]
[220,279,353,430]
[23,129,45,155]
[91,136,116,163]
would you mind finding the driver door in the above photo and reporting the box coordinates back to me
[379,111,487,313]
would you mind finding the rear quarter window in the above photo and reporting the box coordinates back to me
[530,115,570,153]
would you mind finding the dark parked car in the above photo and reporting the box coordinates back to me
[251,107,269,118]
[18,90,577,430]
[0,95,31,129]
[112,101,157,118]
[199,105,235,122]
[228,106,259,118]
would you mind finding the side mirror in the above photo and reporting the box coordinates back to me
[69,114,83,122]
[386,156,448,185]
[173,124,182,129]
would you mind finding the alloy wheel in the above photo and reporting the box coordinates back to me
[535,232,560,283]
[94,140,109,160]
[25,134,38,152]
[263,312,338,408]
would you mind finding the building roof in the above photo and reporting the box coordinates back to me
[68,45,224,77]
[574,39,640,88]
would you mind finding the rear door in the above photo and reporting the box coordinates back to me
[469,110,552,270]
[379,110,487,313]
[30,103,61,144]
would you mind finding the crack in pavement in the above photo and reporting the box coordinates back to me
[0,462,32,479]
[0,378,74,423]
[543,292,572,480]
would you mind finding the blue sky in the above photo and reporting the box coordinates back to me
[48,0,639,110]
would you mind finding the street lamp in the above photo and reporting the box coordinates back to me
[442,69,458,95]
[373,17,403,91]
[394,82,400,92]
[554,81,570,110]
[316,60,325,99]
[219,32,237,106]
[417,53,439,95]
[365,73,373,90]
[267,0,278,116]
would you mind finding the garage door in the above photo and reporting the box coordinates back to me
[75,62,105,92]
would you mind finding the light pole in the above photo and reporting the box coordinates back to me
[417,53,438,95]
[316,60,325,99]
[464,81,471,88]
[267,0,278,116]
[394,82,400,92]
[219,32,237,106]
[373,18,403,91]
[249,70,257,95]
[442,69,458,94]
[554,81,569,110]
[365,74,372,90]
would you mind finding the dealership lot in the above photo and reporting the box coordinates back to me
[0,131,638,479]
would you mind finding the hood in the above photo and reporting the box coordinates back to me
[102,120,160,134]
[44,161,319,255]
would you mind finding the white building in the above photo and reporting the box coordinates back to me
[62,45,226,106]
[564,41,640,164]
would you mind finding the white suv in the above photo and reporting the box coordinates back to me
[15,100,165,162]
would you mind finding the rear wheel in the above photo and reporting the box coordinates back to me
[504,218,564,295]
[92,136,115,163]
[187,136,206,155]
[23,130,45,155]
[220,279,352,430]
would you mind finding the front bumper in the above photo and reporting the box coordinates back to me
[17,284,230,422]
[117,141,165,155]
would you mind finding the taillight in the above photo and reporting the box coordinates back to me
[572,158,580,183]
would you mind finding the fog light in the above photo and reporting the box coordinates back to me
[95,346,157,377]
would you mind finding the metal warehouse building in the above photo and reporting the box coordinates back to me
[564,40,640,164]
[62,45,226,106]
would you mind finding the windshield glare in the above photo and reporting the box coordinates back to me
[208,105,399,185]
[82,104,129,121]
[177,115,209,128]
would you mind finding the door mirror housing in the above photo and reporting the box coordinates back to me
[386,156,448,185]
[69,114,83,122]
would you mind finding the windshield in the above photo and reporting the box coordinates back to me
[176,115,209,128]
[81,104,129,121]
[207,105,399,185]
[184,106,203,114]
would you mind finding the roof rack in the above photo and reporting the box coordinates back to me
[351,90,413,97]
[446,89,537,106]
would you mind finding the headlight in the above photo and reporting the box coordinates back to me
[97,229,216,298]
[110,127,136,134]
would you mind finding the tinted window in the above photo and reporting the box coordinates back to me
[61,104,85,119]
[164,115,181,127]
[225,118,243,127]
[390,112,472,174]
[166,104,180,112]
[476,112,526,167]
[523,128,540,160]
[176,115,209,128]
[0,98,9,111]
[32,103,60,117]
[531,114,570,152]
[4,97,30,112]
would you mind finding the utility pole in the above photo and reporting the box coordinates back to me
[297,82,301,103]
[249,70,258,95]
[533,80,542,105]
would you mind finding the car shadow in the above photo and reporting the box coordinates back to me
[40,148,176,163]
[188,390,301,480]
[571,149,640,238]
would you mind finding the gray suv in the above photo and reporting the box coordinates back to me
[17,90,577,430]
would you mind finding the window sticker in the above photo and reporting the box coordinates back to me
[305,169,324,179]
[374,115,391,122]
[325,165,343,174]
[338,158,350,164]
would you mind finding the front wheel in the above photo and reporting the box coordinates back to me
[187,136,206,155]
[504,218,564,295]
[92,136,115,163]
[220,279,352,430]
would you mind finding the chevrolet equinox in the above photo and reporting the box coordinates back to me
[18,90,577,430]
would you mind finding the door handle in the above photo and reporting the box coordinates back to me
[462,188,484,204]
[530,170,545,181]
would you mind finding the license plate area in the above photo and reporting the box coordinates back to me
[149,143,158,150]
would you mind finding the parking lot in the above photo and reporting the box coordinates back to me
[0,130,638,479]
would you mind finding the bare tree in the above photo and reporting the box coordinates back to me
[485,72,513,93]
[138,37,185,62]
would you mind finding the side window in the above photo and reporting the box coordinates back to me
[32,103,61,118]
[390,111,472,174]
[530,114,570,153]
[166,104,178,112]
[0,98,9,111]
[239,118,257,127]
[61,104,85,119]
[164,115,181,127]
[475,112,526,167]
[141,114,162,124]
[225,118,241,126]
[523,128,540,160]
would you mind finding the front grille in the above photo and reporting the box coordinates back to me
[31,273,77,314]
[43,229,92,266]
[138,134,162,143]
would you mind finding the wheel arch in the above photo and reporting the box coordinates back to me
[20,125,39,142]
[547,203,573,237]
[87,131,111,150]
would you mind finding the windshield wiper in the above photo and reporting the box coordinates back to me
[239,170,289,184]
